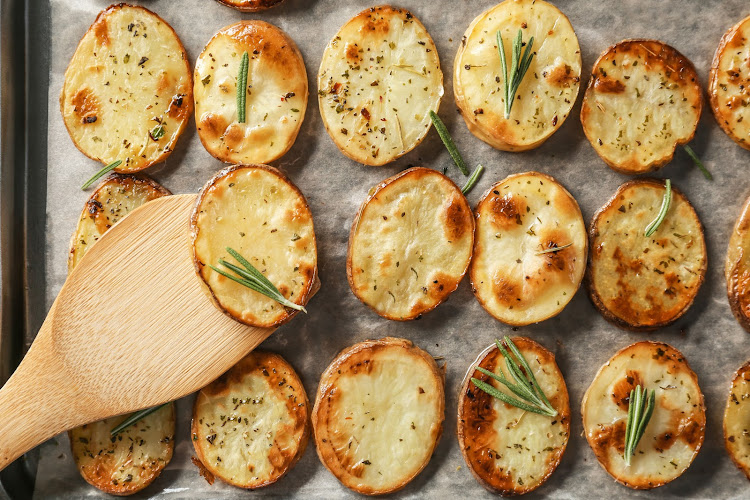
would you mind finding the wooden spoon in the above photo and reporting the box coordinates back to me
[0,194,276,470]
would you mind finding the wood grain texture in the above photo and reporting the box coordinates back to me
[0,194,274,470]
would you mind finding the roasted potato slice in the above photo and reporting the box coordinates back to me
[454,0,581,151]
[582,341,705,489]
[588,179,706,331]
[318,6,443,165]
[191,164,317,328]
[69,404,175,496]
[709,15,750,150]
[60,4,193,173]
[581,40,702,174]
[347,167,473,320]
[470,172,586,325]
[214,0,284,12]
[191,351,309,489]
[458,337,570,495]
[724,360,750,480]
[311,337,444,495]
[195,21,307,164]
[726,194,750,332]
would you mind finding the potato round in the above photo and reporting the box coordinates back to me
[318,6,443,165]
[726,194,750,332]
[60,4,193,173]
[724,360,750,480]
[214,0,284,12]
[69,403,175,496]
[582,341,705,489]
[588,179,706,331]
[470,172,586,325]
[195,21,307,164]
[347,167,473,320]
[581,40,702,174]
[458,337,570,495]
[709,15,750,150]
[191,165,317,328]
[311,337,444,495]
[191,351,309,489]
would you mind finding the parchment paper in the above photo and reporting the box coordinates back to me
[33,0,750,498]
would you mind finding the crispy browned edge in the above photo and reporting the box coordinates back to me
[214,0,285,12]
[59,3,194,173]
[724,360,750,480]
[580,39,703,174]
[191,350,310,489]
[67,173,171,272]
[190,164,318,328]
[709,15,750,151]
[310,337,445,496]
[69,402,176,496]
[317,5,442,166]
[469,171,588,326]
[453,0,580,153]
[195,20,308,164]
[346,167,475,321]
[456,337,570,495]
[581,340,706,490]
[586,178,707,332]
[726,193,750,332]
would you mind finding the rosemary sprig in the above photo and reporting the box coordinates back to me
[644,179,672,237]
[497,29,535,119]
[110,403,169,436]
[237,51,249,123]
[82,160,122,190]
[623,385,655,466]
[429,111,469,176]
[471,337,557,418]
[209,247,306,312]
[462,164,485,195]
[536,242,572,255]
[683,145,712,180]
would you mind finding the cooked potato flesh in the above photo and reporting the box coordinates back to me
[725,361,750,479]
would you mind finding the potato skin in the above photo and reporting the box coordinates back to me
[726,194,750,332]
[214,0,285,12]
[724,360,750,480]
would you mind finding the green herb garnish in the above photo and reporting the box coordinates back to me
[536,242,573,255]
[209,247,305,312]
[497,29,535,119]
[110,403,169,436]
[236,51,249,123]
[624,385,655,466]
[429,111,469,176]
[81,160,122,190]
[461,164,484,195]
[150,124,165,141]
[471,337,557,418]
[683,145,712,180]
[644,179,672,237]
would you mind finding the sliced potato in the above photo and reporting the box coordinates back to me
[470,172,586,325]
[581,40,702,174]
[454,0,581,151]
[347,167,473,320]
[709,15,750,150]
[726,194,750,332]
[60,4,193,173]
[191,164,317,328]
[318,6,443,165]
[214,0,284,12]
[191,351,309,489]
[582,341,705,489]
[588,179,706,331]
[69,404,175,496]
[458,337,570,495]
[724,360,750,480]
[195,21,307,164]
[311,337,444,495]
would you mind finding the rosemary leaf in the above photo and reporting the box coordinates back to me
[110,403,168,436]
[461,164,485,195]
[470,378,554,416]
[644,179,672,237]
[429,111,470,176]
[237,51,249,123]
[497,29,535,119]
[82,160,122,190]
[623,385,656,466]
[536,242,573,255]
[683,145,712,180]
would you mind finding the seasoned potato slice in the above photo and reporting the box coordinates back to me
[581,40,702,174]
[69,404,175,496]
[470,172,586,325]
[191,351,309,489]
[454,0,581,151]
[726,194,750,332]
[458,337,570,495]
[191,165,317,328]
[709,15,750,150]
[318,6,443,165]
[60,4,193,173]
[312,338,444,495]
[214,0,284,12]
[724,360,750,479]
[582,341,705,489]
[195,22,307,164]
[347,167,473,320]
[588,179,706,331]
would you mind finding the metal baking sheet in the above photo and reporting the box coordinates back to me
[3,0,750,498]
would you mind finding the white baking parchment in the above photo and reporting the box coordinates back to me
[32,0,750,498]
